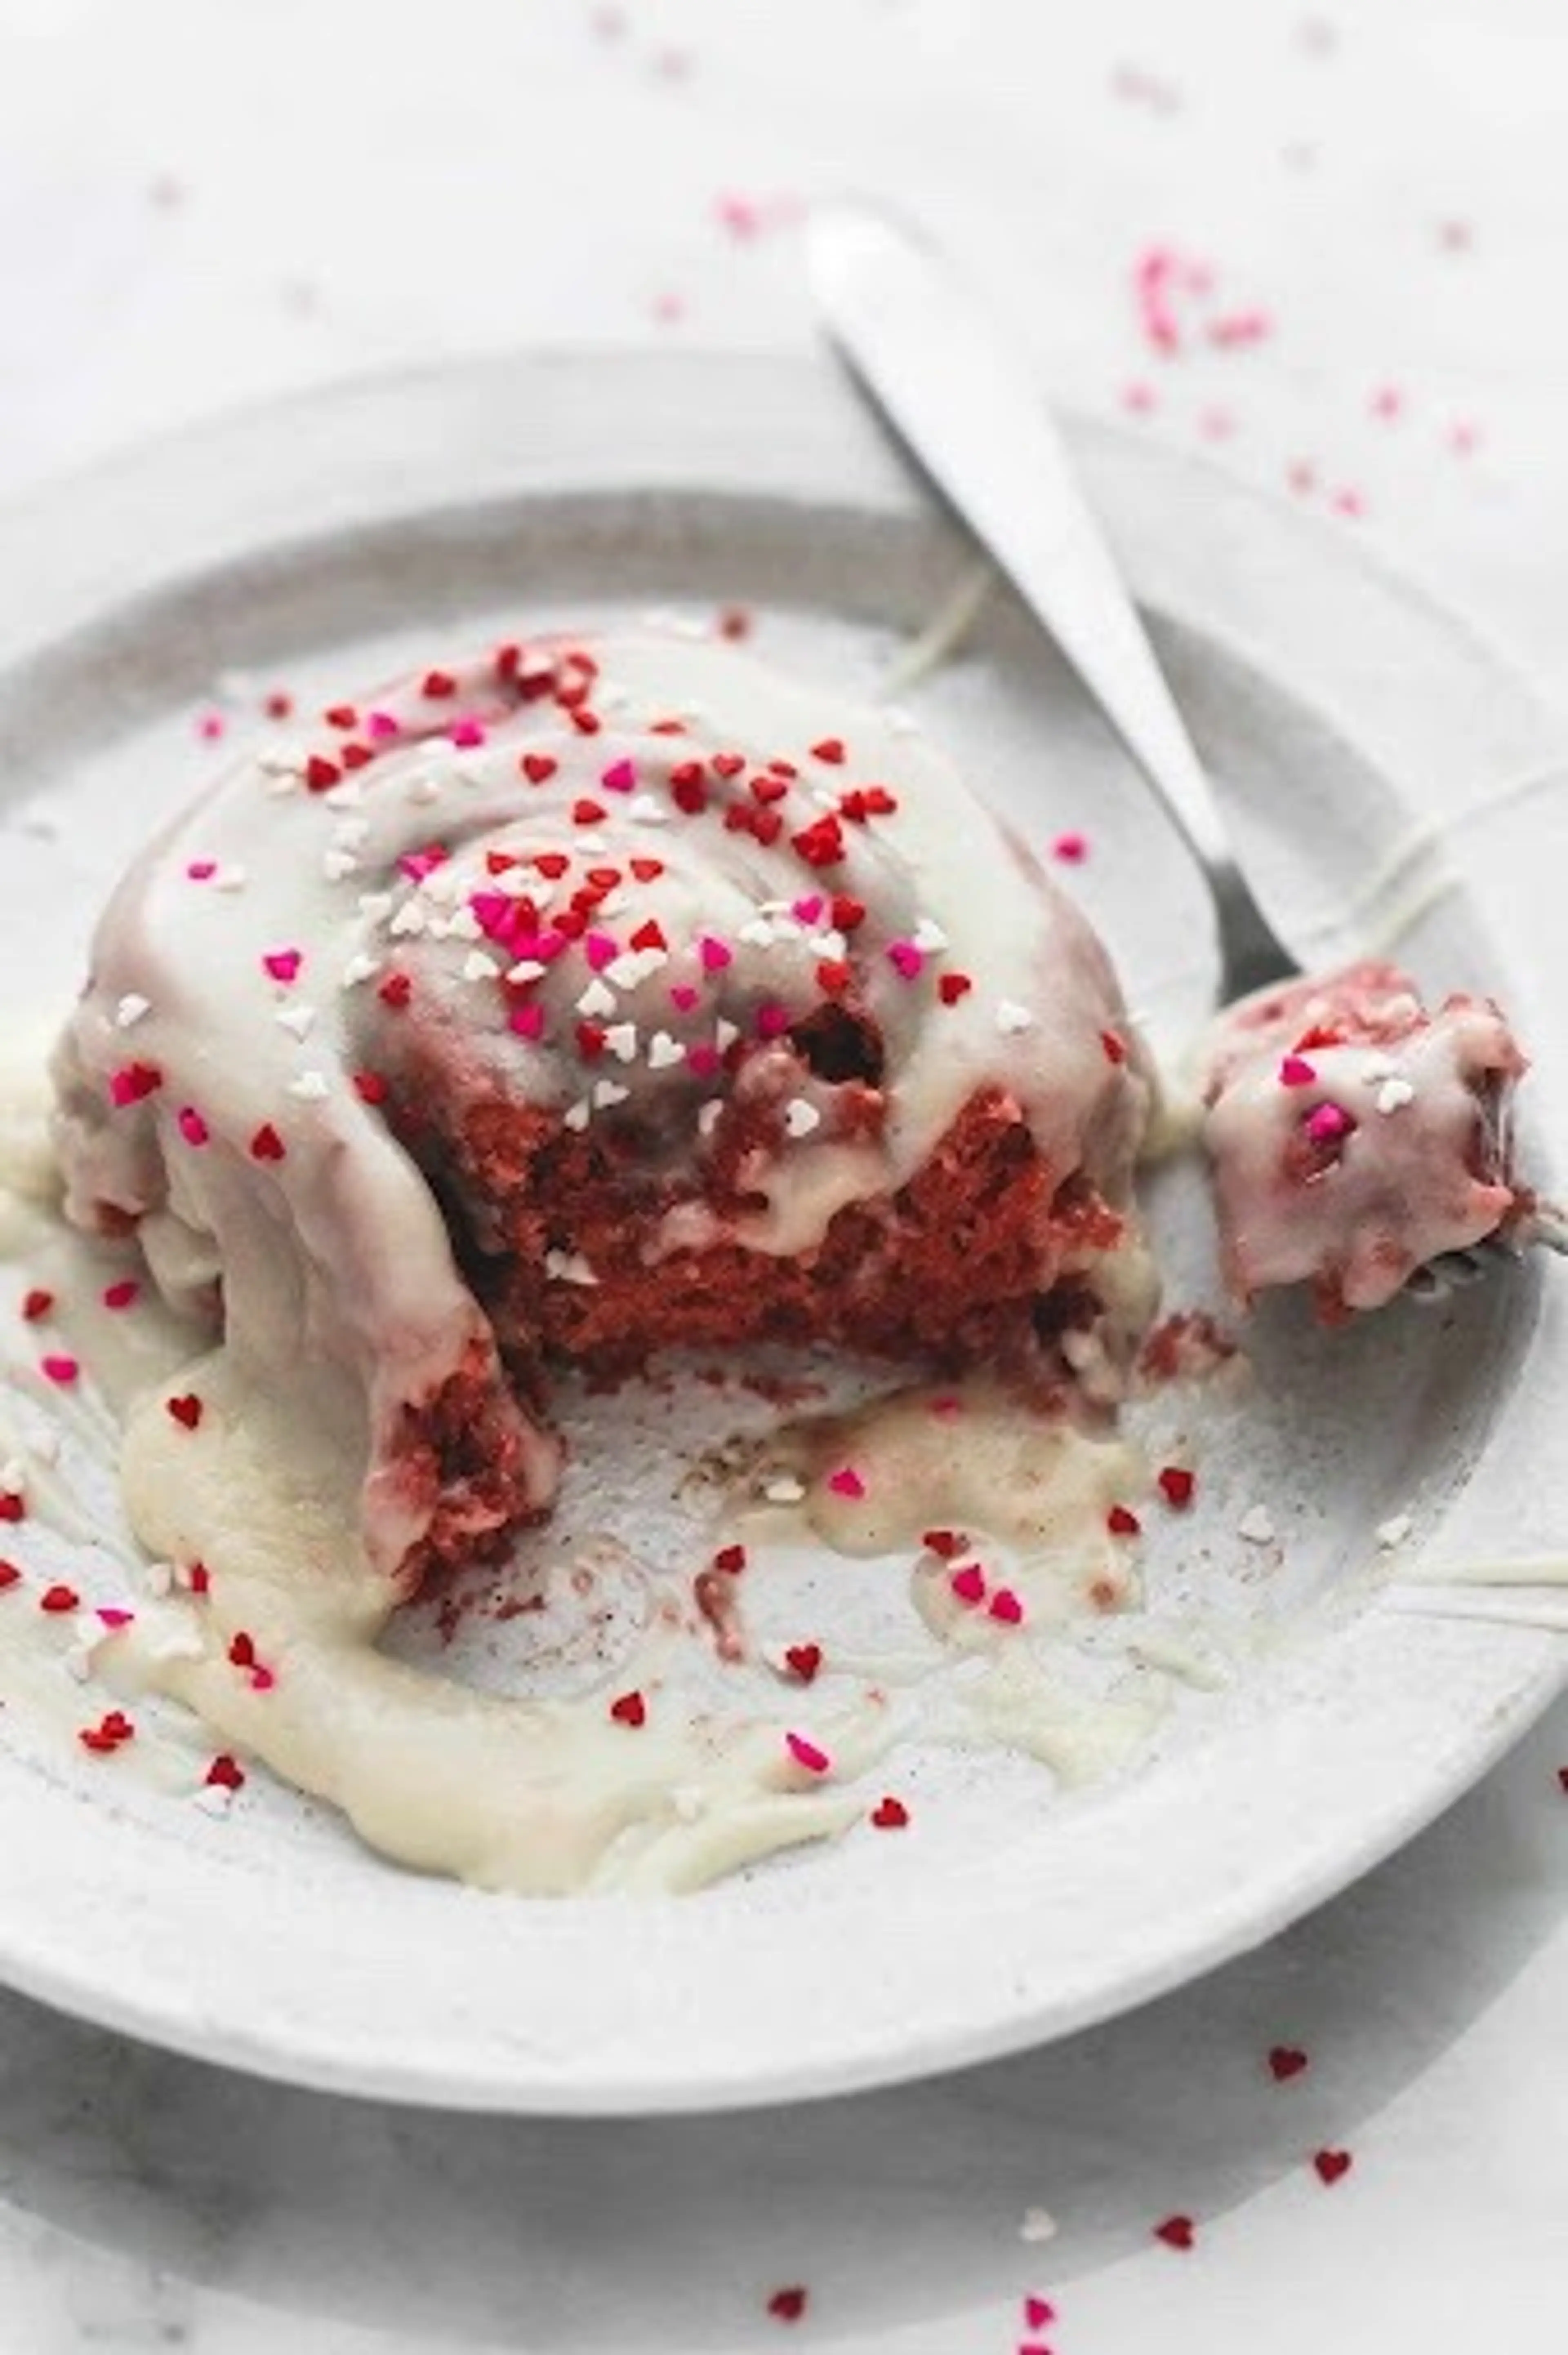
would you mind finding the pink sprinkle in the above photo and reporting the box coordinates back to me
[1332,487,1368,519]
[509,1003,546,1041]
[1121,381,1157,415]
[699,936,733,972]
[756,1003,791,1040]
[886,941,924,981]
[1279,1054,1316,1087]
[1370,385,1404,422]
[600,758,637,793]
[670,983,701,1012]
[791,894,824,923]
[1051,831,1089,863]
[470,891,518,941]
[185,859,217,882]
[827,1465,866,1500]
[584,932,621,971]
[989,1588,1025,1625]
[785,1731,831,1774]
[398,850,448,884]
[950,1563,987,1606]
[717,192,763,241]
[251,1667,276,1692]
[449,719,486,748]
[1207,308,1272,348]
[97,1607,134,1629]
[1025,2299,1056,2331]
[196,711,225,741]
[366,710,400,739]
[177,1106,210,1148]
[41,1355,79,1387]
[101,1280,140,1311]
[686,1043,722,1078]
[262,948,302,985]
[1306,1102,1354,1143]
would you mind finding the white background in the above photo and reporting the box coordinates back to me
[0,2,1564,2350]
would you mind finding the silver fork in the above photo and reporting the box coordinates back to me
[806,198,1549,1285]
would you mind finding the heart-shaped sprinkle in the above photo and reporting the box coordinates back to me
[988,1588,1025,1625]
[1154,2214,1196,2249]
[521,753,557,784]
[610,1690,646,1727]
[1279,1053,1316,1087]
[784,1643,822,1683]
[1024,2297,1056,2330]
[1107,1504,1142,1536]
[826,1465,865,1500]
[1313,2148,1352,2186]
[713,1544,747,1574]
[166,1394,203,1430]
[249,1123,286,1163]
[712,752,745,779]
[1158,1465,1195,1508]
[205,1753,246,1791]
[1269,2045,1309,2082]
[40,1584,80,1614]
[871,1795,909,1830]
[811,738,846,765]
[950,1564,987,1606]
[766,2286,808,2323]
[262,948,302,985]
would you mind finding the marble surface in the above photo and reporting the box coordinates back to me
[0,1,1565,2347]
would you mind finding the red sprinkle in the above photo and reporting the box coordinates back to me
[249,1124,286,1163]
[572,799,607,826]
[188,1562,211,1594]
[324,703,358,730]
[263,691,294,720]
[1107,1504,1142,1537]
[922,1528,968,1559]
[21,1288,53,1322]
[784,1643,822,1684]
[227,1632,257,1668]
[938,972,973,1006]
[0,1561,20,1589]
[205,1753,246,1791]
[811,738,846,765]
[1101,1029,1128,1064]
[988,1588,1025,1625]
[40,1355,79,1387]
[792,815,845,869]
[521,753,558,785]
[421,669,458,699]
[766,2287,808,2324]
[79,1710,135,1755]
[379,973,413,1010]
[101,1280,140,1311]
[40,1584,80,1614]
[166,1394,203,1430]
[1157,1465,1195,1508]
[610,1690,646,1728]
[713,1543,748,1574]
[0,1496,22,1523]
[870,1795,909,1830]
[1154,2215,1196,2249]
[304,754,341,793]
[1269,2045,1310,2082]
[1314,2149,1353,2186]
[830,893,866,932]
[352,1071,388,1106]
[711,752,745,780]
[950,1563,987,1606]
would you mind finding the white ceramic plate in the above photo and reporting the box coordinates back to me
[0,351,1564,2115]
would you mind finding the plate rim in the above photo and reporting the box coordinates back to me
[0,346,1564,2116]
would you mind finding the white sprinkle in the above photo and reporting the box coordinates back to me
[323,779,366,810]
[770,915,805,943]
[604,1022,639,1064]
[592,1078,630,1110]
[763,1472,807,1504]
[911,916,949,953]
[389,902,428,939]
[144,1562,174,1599]
[606,949,665,990]
[575,833,610,856]
[784,1098,821,1138]
[193,1784,235,1818]
[404,774,441,806]
[114,994,152,1030]
[64,1643,92,1684]
[322,850,360,882]
[671,1785,706,1823]
[445,906,481,942]
[1376,1077,1415,1115]
[287,1070,330,1102]
[646,1030,684,1070]
[341,952,380,989]
[357,891,395,922]
[597,889,632,921]
[543,1249,600,1287]
[739,918,776,949]
[0,1458,24,1493]
[463,950,501,984]
[1236,1504,1276,1545]
[996,999,1035,1036]
[815,928,847,960]
[507,959,547,985]
[597,681,633,714]
[213,865,248,892]
[715,1018,739,1052]
[577,977,617,1019]
[697,1100,723,1137]
[259,752,305,781]
[331,816,370,850]
[275,1004,317,1041]
[629,795,670,827]
[1019,2208,1058,2245]
[1376,1512,1414,1550]
[564,1099,592,1133]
